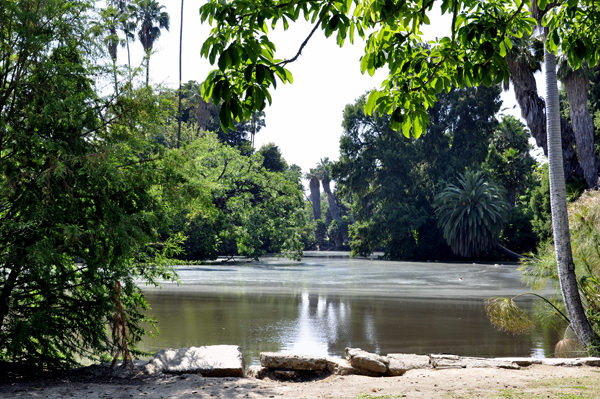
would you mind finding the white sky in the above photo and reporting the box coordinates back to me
[121,0,546,174]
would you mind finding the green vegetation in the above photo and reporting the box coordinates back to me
[486,191,600,353]
[435,171,509,258]
[3,0,600,369]
[0,0,307,369]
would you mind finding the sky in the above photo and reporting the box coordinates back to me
[122,0,546,174]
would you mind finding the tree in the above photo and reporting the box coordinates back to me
[504,33,583,183]
[178,0,184,148]
[483,115,537,207]
[434,171,512,258]
[0,0,180,369]
[257,142,288,172]
[557,57,599,188]
[132,0,170,86]
[197,0,600,352]
[334,85,503,259]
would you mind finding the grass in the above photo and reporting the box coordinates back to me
[434,376,600,399]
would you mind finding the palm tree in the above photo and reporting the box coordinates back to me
[544,47,600,353]
[178,0,184,149]
[132,0,170,86]
[434,171,514,258]
[504,33,583,183]
[558,57,599,188]
[313,158,342,222]
[530,0,600,352]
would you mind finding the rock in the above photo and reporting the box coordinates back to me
[325,358,378,377]
[260,353,328,371]
[386,354,431,375]
[345,348,389,374]
[493,357,542,367]
[246,365,269,379]
[540,357,600,367]
[274,370,300,380]
[145,346,245,377]
[430,354,519,370]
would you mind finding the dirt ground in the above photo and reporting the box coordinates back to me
[1,365,600,399]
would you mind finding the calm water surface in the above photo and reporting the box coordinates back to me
[139,254,559,366]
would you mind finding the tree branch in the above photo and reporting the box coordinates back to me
[275,0,333,67]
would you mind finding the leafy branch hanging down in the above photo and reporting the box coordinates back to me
[198,0,538,136]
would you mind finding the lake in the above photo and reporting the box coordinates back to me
[139,253,560,366]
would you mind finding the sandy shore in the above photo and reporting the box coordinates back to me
[1,364,599,399]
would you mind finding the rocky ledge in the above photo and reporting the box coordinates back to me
[77,346,600,381]
[247,348,600,380]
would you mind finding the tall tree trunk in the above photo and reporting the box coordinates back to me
[309,177,321,221]
[0,267,19,331]
[321,177,341,222]
[177,0,184,149]
[145,50,150,87]
[564,72,598,188]
[507,56,583,182]
[545,48,600,353]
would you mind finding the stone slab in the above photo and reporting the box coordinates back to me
[246,365,269,379]
[430,354,519,370]
[493,357,542,366]
[326,357,378,377]
[260,353,328,371]
[145,346,245,377]
[386,354,431,375]
[345,348,389,374]
[540,357,600,367]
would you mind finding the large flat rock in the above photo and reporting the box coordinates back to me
[345,348,389,374]
[145,346,245,377]
[539,357,600,367]
[326,358,378,377]
[493,357,543,366]
[430,354,519,370]
[386,354,431,375]
[260,352,329,371]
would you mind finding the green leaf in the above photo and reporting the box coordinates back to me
[365,90,381,115]
[256,64,266,84]
[219,102,232,132]
[244,65,254,82]
[402,115,411,138]
[360,53,370,74]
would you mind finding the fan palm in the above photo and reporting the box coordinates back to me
[131,0,170,86]
[504,33,583,183]
[557,56,599,188]
[434,171,509,258]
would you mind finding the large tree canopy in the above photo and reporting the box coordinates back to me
[0,0,185,369]
[333,85,503,259]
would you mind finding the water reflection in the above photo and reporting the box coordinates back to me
[140,290,555,366]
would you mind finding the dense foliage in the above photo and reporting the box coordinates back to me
[332,85,534,259]
[0,0,308,369]
[434,171,510,258]
[487,191,600,352]
[0,0,182,369]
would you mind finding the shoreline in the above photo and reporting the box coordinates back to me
[1,363,599,398]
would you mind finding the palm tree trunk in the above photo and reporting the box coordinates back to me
[321,177,341,221]
[507,57,583,182]
[545,47,600,353]
[126,40,131,69]
[145,50,150,87]
[309,177,321,220]
[177,0,184,149]
[564,72,598,188]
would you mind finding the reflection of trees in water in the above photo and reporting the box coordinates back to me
[140,291,556,364]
